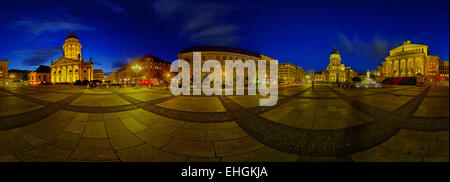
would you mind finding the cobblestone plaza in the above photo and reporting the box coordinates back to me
[0,84,448,162]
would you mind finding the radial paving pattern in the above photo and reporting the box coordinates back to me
[0,84,448,162]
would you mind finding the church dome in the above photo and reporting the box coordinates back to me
[65,31,79,40]
[331,48,339,55]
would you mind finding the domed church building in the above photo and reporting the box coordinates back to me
[50,31,94,83]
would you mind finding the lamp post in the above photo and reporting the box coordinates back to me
[166,73,171,89]
[132,64,142,87]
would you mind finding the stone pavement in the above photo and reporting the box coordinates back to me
[0,84,448,162]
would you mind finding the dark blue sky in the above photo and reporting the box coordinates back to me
[1,0,448,74]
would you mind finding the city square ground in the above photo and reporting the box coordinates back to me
[0,84,448,162]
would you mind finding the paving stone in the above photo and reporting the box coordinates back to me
[171,127,206,141]
[350,145,422,162]
[157,96,226,112]
[162,138,215,157]
[64,120,87,134]
[207,127,248,141]
[182,122,216,130]
[17,144,72,162]
[1,85,448,162]
[222,147,298,162]
[125,92,170,102]
[150,122,178,135]
[297,156,353,162]
[117,144,187,162]
[82,122,107,138]
[105,119,143,150]
[0,155,21,162]
[187,157,221,162]
[215,121,239,129]
[73,113,88,121]
[88,113,104,121]
[69,138,117,161]
[121,117,148,133]
[135,128,173,148]
[0,97,44,117]
[215,136,264,157]
[44,131,81,150]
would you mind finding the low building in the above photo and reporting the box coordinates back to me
[28,65,51,84]
[314,72,326,82]
[8,69,30,82]
[0,58,8,83]
[93,69,104,81]
[177,46,276,85]
[279,62,304,84]
[438,60,449,86]
[106,70,119,83]
[115,54,171,85]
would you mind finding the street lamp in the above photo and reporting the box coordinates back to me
[132,64,142,87]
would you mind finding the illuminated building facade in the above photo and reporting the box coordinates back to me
[438,61,449,85]
[93,69,105,81]
[28,65,51,84]
[8,69,30,82]
[50,31,94,83]
[279,62,304,84]
[325,48,354,83]
[114,55,171,84]
[314,72,326,82]
[381,41,444,84]
[177,46,275,84]
[315,48,356,83]
[106,70,119,83]
[0,58,8,82]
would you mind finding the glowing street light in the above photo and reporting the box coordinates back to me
[132,64,142,87]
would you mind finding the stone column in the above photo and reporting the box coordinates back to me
[397,60,400,77]
[88,68,91,81]
[56,66,62,83]
[72,65,75,82]
[63,66,67,82]
[405,59,408,77]
[51,68,55,83]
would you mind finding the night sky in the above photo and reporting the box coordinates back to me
[1,0,448,75]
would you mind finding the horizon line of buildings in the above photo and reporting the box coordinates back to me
[0,32,448,86]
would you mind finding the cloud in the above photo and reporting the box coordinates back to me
[152,0,241,45]
[11,18,95,35]
[111,62,126,68]
[336,33,402,63]
[95,0,127,17]
[17,47,63,66]
[8,8,96,35]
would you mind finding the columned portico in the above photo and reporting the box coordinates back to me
[50,31,94,84]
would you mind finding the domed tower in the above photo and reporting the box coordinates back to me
[63,31,82,60]
[329,48,341,66]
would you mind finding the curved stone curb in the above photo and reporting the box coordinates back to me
[63,104,140,113]
[0,94,81,130]
[405,116,449,131]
